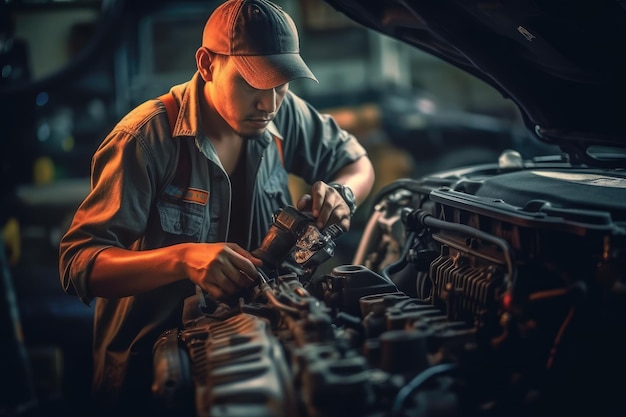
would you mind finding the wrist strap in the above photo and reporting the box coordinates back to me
[328,182,357,216]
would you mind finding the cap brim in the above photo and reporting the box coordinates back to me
[233,53,318,90]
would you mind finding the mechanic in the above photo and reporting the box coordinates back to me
[58,0,374,414]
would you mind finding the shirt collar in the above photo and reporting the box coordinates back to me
[168,71,204,139]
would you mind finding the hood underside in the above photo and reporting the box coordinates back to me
[323,0,626,161]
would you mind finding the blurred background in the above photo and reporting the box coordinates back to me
[0,0,559,415]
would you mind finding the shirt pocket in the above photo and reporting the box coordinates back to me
[156,184,205,239]
[262,164,291,207]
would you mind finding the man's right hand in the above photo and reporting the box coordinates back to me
[182,242,263,300]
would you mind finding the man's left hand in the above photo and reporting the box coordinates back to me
[296,181,351,231]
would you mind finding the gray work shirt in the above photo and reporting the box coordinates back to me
[58,71,367,406]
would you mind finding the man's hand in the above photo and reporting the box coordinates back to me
[182,242,263,300]
[296,181,352,232]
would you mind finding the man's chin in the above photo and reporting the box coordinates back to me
[239,129,266,141]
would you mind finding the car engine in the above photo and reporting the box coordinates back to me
[152,151,626,417]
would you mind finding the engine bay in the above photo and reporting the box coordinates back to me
[152,152,626,417]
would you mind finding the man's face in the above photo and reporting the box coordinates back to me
[209,55,289,138]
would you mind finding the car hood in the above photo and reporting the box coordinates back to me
[323,0,626,167]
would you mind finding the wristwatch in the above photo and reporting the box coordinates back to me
[328,182,357,216]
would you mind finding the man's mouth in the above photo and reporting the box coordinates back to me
[247,117,272,128]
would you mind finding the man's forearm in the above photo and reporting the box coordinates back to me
[330,156,375,206]
[88,245,188,298]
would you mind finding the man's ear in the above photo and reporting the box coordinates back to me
[196,47,215,82]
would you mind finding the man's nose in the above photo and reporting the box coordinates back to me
[256,88,277,113]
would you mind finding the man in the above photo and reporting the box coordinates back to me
[59,0,374,414]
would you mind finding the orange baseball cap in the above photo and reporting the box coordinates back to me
[203,0,318,89]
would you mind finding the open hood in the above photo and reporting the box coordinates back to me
[323,0,626,167]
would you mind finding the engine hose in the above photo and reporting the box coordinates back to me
[390,362,458,417]
[381,231,418,284]
[352,210,383,265]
